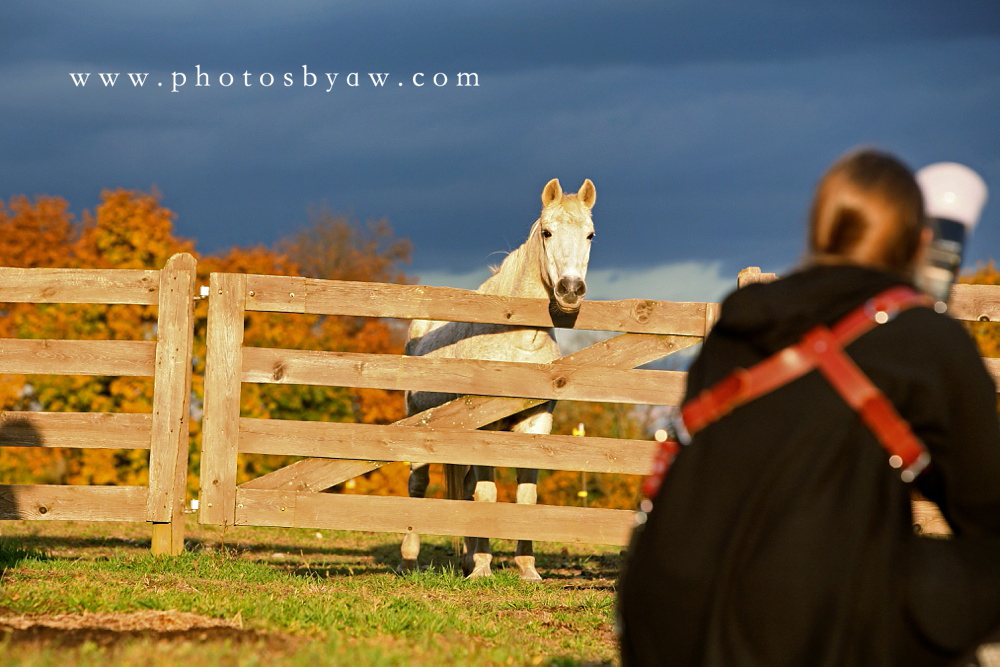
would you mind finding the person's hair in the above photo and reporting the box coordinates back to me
[808,148,925,274]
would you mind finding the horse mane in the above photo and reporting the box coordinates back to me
[477,220,548,299]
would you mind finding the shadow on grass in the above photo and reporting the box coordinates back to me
[0,538,50,586]
[1,530,623,588]
[278,539,623,589]
[0,534,151,554]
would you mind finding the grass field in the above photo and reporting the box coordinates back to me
[0,516,624,666]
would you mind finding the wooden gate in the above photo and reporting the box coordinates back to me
[198,272,716,545]
[0,253,196,555]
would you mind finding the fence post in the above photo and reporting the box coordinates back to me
[737,266,778,288]
[148,253,197,555]
[199,272,247,527]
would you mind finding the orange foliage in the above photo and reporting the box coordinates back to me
[0,190,409,493]
[0,196,76,269]
[75,189,195,269]
[0,191,187,485]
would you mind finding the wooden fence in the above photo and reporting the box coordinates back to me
[198,272,721,546]
[0,253,196,555]
[198,269,1000,547]
[2,258,997,552]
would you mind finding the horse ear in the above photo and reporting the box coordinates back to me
[541,179,563,207]
[578,179,596,209]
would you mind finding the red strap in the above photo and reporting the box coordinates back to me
[681,346,815,435]
[830,285,931,343]
[801,326,929,481]
[645,286,932,497]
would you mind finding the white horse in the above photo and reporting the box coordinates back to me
[402,178,596,580]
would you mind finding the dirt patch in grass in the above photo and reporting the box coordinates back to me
[0,609,290,650]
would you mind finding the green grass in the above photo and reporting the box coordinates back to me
[0,518,622,666]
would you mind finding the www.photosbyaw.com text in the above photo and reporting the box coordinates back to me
[68,65,480,93]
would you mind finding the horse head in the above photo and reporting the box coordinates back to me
[536,178,596,314]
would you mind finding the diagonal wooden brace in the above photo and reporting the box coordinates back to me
[241,332,699,492]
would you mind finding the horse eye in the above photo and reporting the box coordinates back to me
[587,232,595,241]
[541,229,553,239]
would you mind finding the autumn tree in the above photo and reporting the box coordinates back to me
[0,196,77,418]
[195,246,357,486]
[0,190,194,485]
[0,196,76,269]
[279,209,412,284]
[277,210,413,426]
[0,191,413,493]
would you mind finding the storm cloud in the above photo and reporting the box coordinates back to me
[2,1,998,302]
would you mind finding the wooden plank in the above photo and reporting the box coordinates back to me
[244,275,712,336]
[235,488,637,546]
[400,395,550,430]
[240,419,658,476]
[246,331,697,492]
[0,339,156,377]
[949,283,1000,323]
[0,411,151,449]
[912,498,951,536]
[0,484,148,522]
[244,274,307,313]
[737,266,778,288]
[147,254,196,545]
[0,267,160,305]
[242,396,525,491]
[242,347,687,405]
[199,273,247,526]
[569,333,701,369]
[240,459,382,491]
[400,334,697,428]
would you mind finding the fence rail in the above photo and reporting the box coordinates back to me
[0,267,160,305]
[243,273,718,335]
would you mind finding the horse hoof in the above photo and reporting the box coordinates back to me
[397,559,420,574]
[464,553,493,579]
[514,555,543,582]
[467,564,492,579]
[519,568,542,582]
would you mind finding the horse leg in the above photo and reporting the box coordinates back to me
[511,408,552,581]
[514,467,542,581]
[400,462,430,572]
[463,464,495,578]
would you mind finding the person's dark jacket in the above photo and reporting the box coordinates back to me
[618,264,1000,666]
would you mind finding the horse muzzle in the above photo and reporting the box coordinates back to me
[554,276,587,311]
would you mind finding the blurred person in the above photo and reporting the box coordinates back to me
[618,149,1000,665]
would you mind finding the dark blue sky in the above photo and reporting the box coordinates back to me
[2,1,998,301]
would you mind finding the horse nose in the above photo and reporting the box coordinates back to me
[556,277,586,301]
